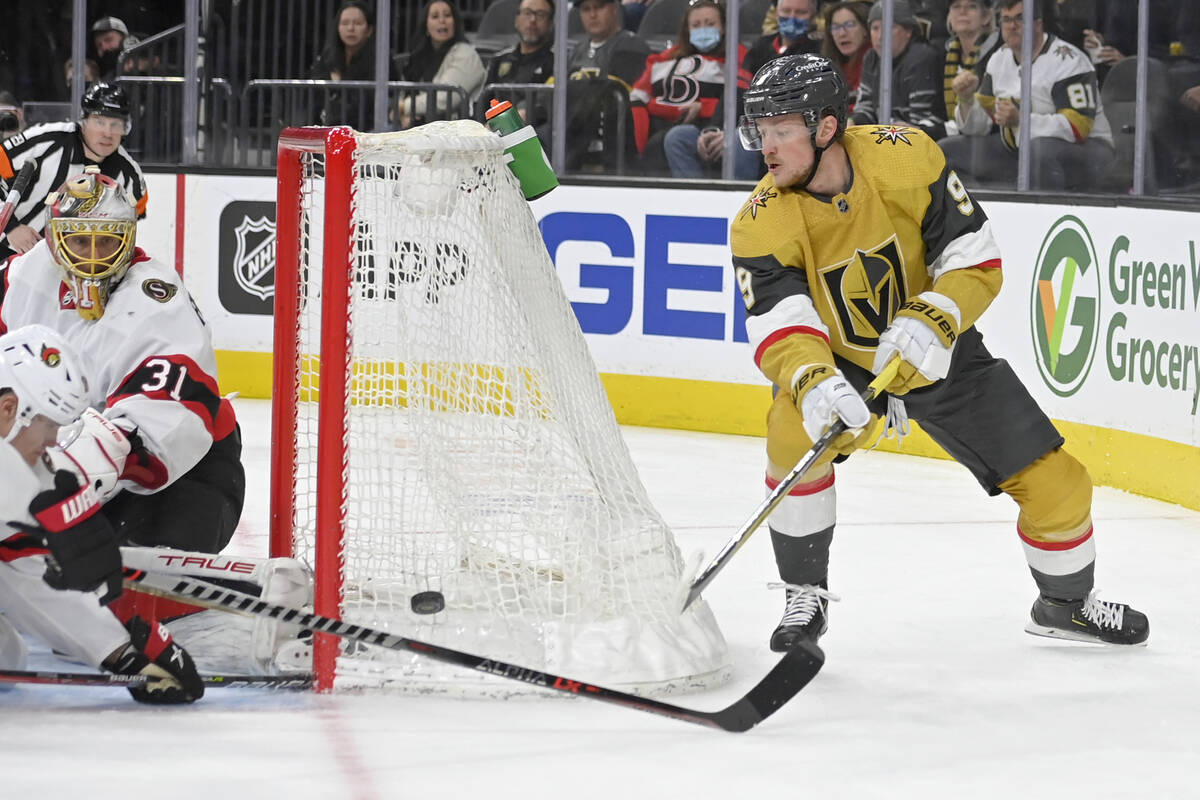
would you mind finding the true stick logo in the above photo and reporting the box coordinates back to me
[1031,216,1102,396]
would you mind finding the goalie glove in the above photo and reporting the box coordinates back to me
[104,616,204,705]
[791,364,873,456]
[872,291,962,395]
[53,408,132,501]
[9,470,123,605]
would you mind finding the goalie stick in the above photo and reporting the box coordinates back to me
[0,161,36,233]
[682,357,903,611]
[124,568,824,732]
[0,668,312,689]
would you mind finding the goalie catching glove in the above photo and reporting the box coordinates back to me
[9,469,123,604]
[104,616,204,704]
[791,364,873,456]
[872,291,961,395]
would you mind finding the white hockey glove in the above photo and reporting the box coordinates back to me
[52,408,132,501]
[791,364,872,456]
[872,291,962,395]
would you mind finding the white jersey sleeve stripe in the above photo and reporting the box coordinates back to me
[929,219,1003,282]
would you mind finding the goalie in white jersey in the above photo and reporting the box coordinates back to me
[0,324,204,703]
[0,167,245,554]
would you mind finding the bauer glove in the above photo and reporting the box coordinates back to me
[11,469,122,604]
[873,291,961,395]
[791,364,873,456]
[105,616,204,705]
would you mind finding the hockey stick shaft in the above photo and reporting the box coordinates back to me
[0,668,312,689]
[0,162,36,234]
[681,357,902,611]
[124,569,823,732]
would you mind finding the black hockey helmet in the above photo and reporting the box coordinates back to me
[80,81,131,133]
[737,54,849,151]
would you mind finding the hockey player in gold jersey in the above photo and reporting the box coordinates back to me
[730,54,1147,649]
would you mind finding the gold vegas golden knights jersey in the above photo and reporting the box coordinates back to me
[730,124,1004,393]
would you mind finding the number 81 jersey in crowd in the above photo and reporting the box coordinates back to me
[0,241,237,493]
[730,124,1002,383]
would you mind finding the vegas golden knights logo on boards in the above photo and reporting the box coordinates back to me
[819,237,909,349]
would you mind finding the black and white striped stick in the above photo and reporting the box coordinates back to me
[124,568,823,732]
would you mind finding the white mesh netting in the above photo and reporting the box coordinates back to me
[285,120,729,694]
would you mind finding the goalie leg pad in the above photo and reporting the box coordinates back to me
[0,613,28,673]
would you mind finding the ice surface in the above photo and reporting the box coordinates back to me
[4,399,1198,800]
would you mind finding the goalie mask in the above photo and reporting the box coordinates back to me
[0,324,90,444]
[44,167,138,320]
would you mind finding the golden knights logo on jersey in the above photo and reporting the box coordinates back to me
[819,236,910,348]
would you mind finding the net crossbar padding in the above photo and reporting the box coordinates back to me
[270,122,730,694]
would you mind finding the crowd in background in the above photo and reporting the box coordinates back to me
[2,0,1199,194]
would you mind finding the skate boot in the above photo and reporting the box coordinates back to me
[768,582,839,652]
[1025,589,1149,645]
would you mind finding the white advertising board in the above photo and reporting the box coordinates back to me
[150,175,1199,449]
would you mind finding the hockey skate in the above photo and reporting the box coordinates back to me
[1025,589,1149,645]
[768,582,839,652]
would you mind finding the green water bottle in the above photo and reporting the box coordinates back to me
[484,98,558,200]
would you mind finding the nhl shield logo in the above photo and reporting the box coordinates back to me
[232,216,276,301]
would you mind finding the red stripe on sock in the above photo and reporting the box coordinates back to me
[1017,525,1093,551]
[766,470,835,496]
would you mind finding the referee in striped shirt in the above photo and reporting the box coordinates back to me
[0,82,147,262]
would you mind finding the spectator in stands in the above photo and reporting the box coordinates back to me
[621,0,653,33]
[631,0,759,179]
[851,0,949,140]
[63,58,101,94]
[0,82,147,262]
[1080,1,1181,81]
[564,0,651,171]
[480,0,555,124]
[311,0,399,128]
[0,92,23,137]
[745,0,823,78]
[938,0,1113,190]
[91,17,130,82]
[911,0,951,49]
[822,1,872,106]
[398,0,485,129]
[941,0,1001,129]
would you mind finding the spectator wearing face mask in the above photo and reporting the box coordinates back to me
[745,0,823,77]
[629,0,758,178]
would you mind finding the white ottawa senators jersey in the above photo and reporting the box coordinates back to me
[0,243,236,494]
[730,125,1002,386]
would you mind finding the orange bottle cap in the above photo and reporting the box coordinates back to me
[485,98,513,119]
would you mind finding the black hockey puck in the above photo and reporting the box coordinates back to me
[411,590,445,615]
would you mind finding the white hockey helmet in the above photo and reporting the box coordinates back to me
[0,324,91,443]
[44,166,138,321]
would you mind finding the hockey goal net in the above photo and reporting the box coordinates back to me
[270,122,729,693]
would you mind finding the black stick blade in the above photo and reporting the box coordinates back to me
[707,641,825,732]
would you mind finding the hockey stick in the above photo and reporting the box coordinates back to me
[124,568,824,732]
[0,162,36,234]
[0,668,312,690]
[681,357,903,611]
